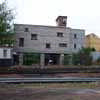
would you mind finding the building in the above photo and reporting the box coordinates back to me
[14,16,85,66]
[0,32,14,66]
[86,33,100,51]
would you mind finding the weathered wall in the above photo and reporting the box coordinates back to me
[14,24,85,54]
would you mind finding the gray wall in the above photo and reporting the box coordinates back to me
[70,29,85,53]
[14,24,85,54]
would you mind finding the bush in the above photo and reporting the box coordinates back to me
[23,53,40,65]
[64,54,71,65]
[72,47,93,65]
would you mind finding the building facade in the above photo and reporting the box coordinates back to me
[0,33,14,66]
[86,33,100,52]
[14,16,85,66]
[0,48,13,66]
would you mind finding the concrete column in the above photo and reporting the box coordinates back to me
[19,53,23,65]
[60,54,64,65]
[40,53,45,67]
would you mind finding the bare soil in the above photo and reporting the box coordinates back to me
[0,87,100,100]
[0,83,100,100]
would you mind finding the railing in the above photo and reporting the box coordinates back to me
[0,77,100,83]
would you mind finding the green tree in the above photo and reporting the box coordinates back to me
[0,1,14,33]
[72,47,94,65]
[0,1,15,46]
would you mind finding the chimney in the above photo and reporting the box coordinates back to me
[56,16,67,27]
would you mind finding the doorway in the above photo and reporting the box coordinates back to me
[45,53,60,65]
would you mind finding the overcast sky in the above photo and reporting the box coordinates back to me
[5,0,100,36]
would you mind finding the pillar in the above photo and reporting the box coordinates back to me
[60,54,64,65]
[19,53,23,65]
[40,53,45,68]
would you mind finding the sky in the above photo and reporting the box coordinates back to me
[3,0,100,36]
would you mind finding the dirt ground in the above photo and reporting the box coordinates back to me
[0,83,100,100]
[0,87,100,100]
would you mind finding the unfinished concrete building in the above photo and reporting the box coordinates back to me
[14,16,85,66]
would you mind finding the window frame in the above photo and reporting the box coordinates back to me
[19,38,24,47]
[46,43,51,48]
[24,28,29,32]
[74,34,77,39]
[59,43,67,47]
[57,32,64,37]
[3,49,7,58]
[74,43,76,49]
[31,34,38,40]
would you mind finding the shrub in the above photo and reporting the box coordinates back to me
[23,53,40,65]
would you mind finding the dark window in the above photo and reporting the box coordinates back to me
[57,32,63,37]
[3,49,7,57]
[24,28,29,32]
[74,44,76,49]
[74,34,77,39]
[59,43,67,47]
[46,43,50,48]
[19,38,24,47]
[31,34,37,40]
[62,20,66,25]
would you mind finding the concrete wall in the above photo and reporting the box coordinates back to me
[14,24,85,54]
[70,29,85,53]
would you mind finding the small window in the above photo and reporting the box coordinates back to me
[19,38,24,47]
[59,43,67,47]
[74,44,76,49]
[24,28,29,32]
[31,34,37,40]
[57,32,63,37]
[3,49,7,57]
[74,34,77,39]
[46,43,50,48]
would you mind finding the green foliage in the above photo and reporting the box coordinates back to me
[0,1,14,33]
[23,53,40,65]
[0,1,15,46]
[72,53,80,65]
[64,54,71,65]
[0,39,15,46]
[91,47,96,51]
[72,47,93,65]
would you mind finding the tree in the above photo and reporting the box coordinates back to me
[0,1,15,46]
[72,47,94,65]
[0,1,14,33]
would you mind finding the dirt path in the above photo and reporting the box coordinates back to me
[0,88,100,100]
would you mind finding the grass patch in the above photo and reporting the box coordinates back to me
[1,82,98,89]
